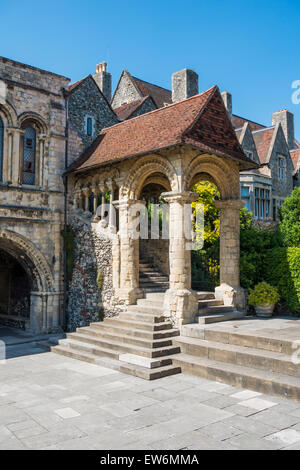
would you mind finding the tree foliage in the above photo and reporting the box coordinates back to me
[280,187,300,247]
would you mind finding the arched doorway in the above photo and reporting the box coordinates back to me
[138,174,171,292]
[0,249,31,329]
[0,230,56,333]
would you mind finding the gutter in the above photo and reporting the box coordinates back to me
[62,88,70,331]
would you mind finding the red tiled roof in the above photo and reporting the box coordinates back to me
[114,97,149,120]
[291,149,300,174]
[68,86,257,174]
[252,128,274,164]
[233,114,265,132]
[131,76,172,108]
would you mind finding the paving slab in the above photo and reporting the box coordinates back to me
[1,343,300,450]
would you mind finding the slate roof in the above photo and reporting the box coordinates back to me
[67,86,257,174]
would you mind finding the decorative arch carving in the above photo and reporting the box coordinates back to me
[0,100,18,127]
[120,155,178,200]
[0,229,54,292]
[18,111,48,134]
[184,154,240,200]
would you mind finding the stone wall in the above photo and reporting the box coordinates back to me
[67,214,123,331]
[68,76,118,149]
[129,97,156,118]
[111,71,141,108]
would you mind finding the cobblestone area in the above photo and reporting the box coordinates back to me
[1,343,300,450]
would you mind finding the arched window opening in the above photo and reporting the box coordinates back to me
[0,117,3,182]
[22,126,36,185]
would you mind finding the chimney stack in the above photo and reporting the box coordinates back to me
[172,68,198,103]
[272,109,295,150]
[221,91,232,121]
[93,62,112,102]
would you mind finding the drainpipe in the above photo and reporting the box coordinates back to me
[62,88,70,331]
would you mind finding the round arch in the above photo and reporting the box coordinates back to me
[0,229,54,292]
[120,155,178,200]
[0,100,18,127]
[18,111,48,134]
[184,154,240,200]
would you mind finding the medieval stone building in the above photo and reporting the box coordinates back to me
[0,56,297,348]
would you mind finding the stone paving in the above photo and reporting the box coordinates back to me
[1,341,300,450]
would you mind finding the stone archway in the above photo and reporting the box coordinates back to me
[0,230,58,333]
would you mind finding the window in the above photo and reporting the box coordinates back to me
[85,116,94,137]
[0,117,3,181]
[254,187,271,219]
[278,156,286,180]
[241,186,250,210]
[245,150,253,160]
[87,117,93,136]
[22,126,36,185]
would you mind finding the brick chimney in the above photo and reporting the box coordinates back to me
[172,68,198,103]
[221,91,232,121]
[93,62,112,102]
[272,109,295,150]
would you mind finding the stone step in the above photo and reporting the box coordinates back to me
[120,362,181,380]
[139,281,169,287]
[145,292,166,301]
[103,317,171,331]
[174,336,300,377]
[120,311,165,323]
[171,353,300,401]
[198,299,224,308]
[128,304,164,315]
[198,305,234,314]
[196,311,246,324]
[90,322,179,340]
[203,327,298,356]
[57,338,120,360]
[139,271,168,277]
[196,292,215,301]
[64,333,180,358]
[73,327,173,349]
[141,287,167,293]
[136,298,164,309]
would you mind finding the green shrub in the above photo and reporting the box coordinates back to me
[280,187,300,247]
[61,227,75,282]
[264,247,300,313]
[248,282,280,306]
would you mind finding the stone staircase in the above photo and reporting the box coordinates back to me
[171,325,300,401]
[40,292,181,380]
[196,294,245,324]
[139,260,169,293]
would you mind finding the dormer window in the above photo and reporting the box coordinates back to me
[278,156,286,180]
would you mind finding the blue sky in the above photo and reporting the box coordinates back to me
[1,0,300,137]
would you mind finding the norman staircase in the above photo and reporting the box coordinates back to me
[39,257,300,399]
[139,260,169,293]
[41,292,181,380]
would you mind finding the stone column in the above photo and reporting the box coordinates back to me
[214,199,245,311]
[82,187,91,213]
[161,191,199,327]
[113,199,145,304]
[107,179,116,229]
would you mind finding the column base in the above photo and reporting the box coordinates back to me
[215,284,246,312]
[163,288,198,328]
[115,287,143,305]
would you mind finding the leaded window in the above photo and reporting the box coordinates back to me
[22,126,36,185]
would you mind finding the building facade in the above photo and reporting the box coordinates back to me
[0,56,297,334]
